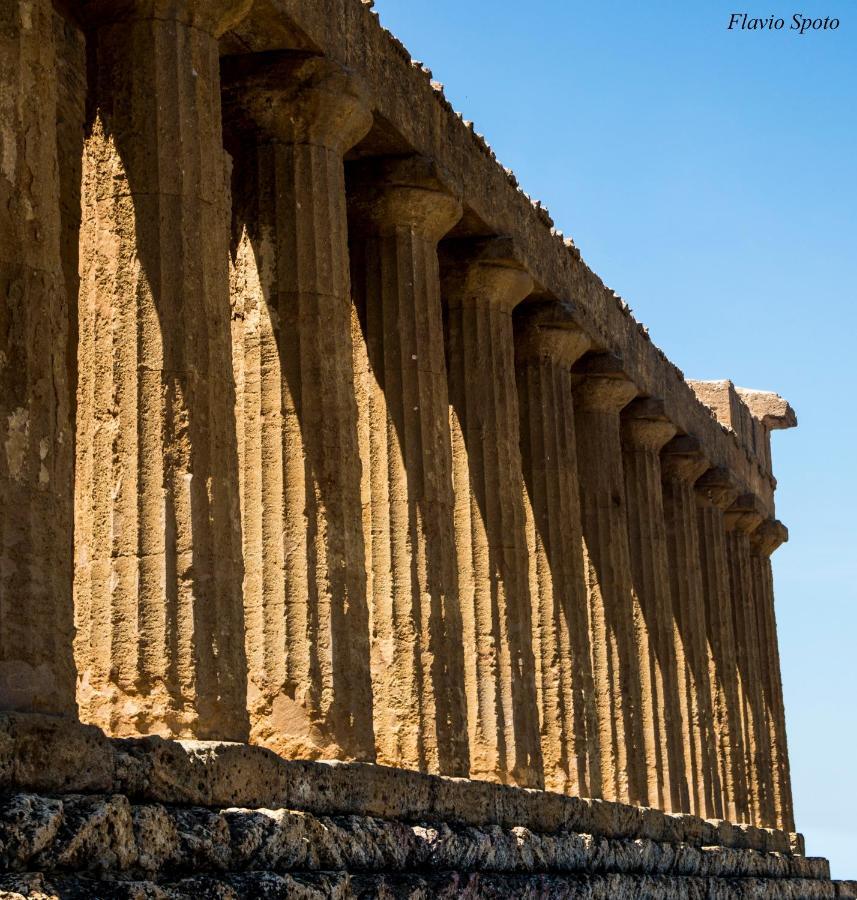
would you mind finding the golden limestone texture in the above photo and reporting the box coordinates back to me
[347,156,469,776]
[74,0,249,741]
[0,0,76,715]
[514,304,600,798]
[570,354,646,807]
[223,53,375,763]
[1,1,827,892]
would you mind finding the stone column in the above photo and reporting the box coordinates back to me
[74,0,252,739]
[222,54,375,760]
[514,303,601,797]
[661,436,719,819]
[0,0,76,714]
[441,239,542,789]
[347,157,469,776]
[724,494,772,827]
[621,398,686,813]
[571,353,646,806]
[695,467,748,822]
[750,519,795,832]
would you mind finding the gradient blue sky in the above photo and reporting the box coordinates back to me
[372,0,856,879]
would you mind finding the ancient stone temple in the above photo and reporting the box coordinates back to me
[0,0,851,896]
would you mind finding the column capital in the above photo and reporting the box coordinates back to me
[723,493,766,534]
[751,519,789,557]
[694,466,740,511]
[347,156,462,241]
[440,238,533,313]
[222,53,372,153]
[660,434,710,484]
[81,0,253,35]
[514,301,592,367]
[620,397,677,451]
[571,353,638,412]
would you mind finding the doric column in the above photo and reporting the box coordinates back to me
[724,493,772,827]
[514,303,601,797]
[661,436,720,819]
[74,0,252,739]
[694,467,748,822]
[621,398,686,813]
[0,0,76,714]
[222,54,375,760]
[750,519,794,832]
[347,157,469,776]
[570,353,646,806]
[440,239,542,789]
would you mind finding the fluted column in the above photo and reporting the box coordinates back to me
[724,494,772,827]
[0,0,76,714]
[514,304,601,796]
[441,239,542,789]
[661,436,719,819]
[74,0,252,739]
[695,468,747,822]
[750,519,794,832]
[571,353,645,806]
[222,54,374,760]
[621,398,686,813]
[347,157,469,776]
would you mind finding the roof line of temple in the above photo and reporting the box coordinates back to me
[224,0,793,513]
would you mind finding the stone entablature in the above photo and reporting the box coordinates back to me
[221,0,783,517]
[1,0,840,893]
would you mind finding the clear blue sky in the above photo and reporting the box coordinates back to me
[373,0,856,879]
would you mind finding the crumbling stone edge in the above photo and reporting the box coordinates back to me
[0,713,801,854]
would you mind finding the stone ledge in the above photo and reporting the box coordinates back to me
[0,871,849,899]
[0,793,829,881]
[0,715,799,855]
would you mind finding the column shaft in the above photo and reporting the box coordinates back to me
[515,311,601,796]
[442,242,542,788]
[621,401,686,813]
[661,440,720,819]
[572,356,645,806]
[695,472,748,821]
[348,158,469,776]
[0,0,76,714]
[74,2,249,738]
[724,498,773,826]
[750,521,794,831]
[224,55,375,760]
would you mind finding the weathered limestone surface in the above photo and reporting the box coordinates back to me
[222,53,375,762]
[695,469,748,824]
[751,520,795,833]
[347,156,469,777]
[621,398,686,814]
[74,0,251,740]
[0,721,841,900]
[724,496,772,828]
[0,716,801,855]
[514,304,600,798]
[688,381,797,833]
[0,792,831,883]
[661,437,720,820]
[570,354,645,807]
[0,719,833,895]
[0,0,76,716]
[441,238,542,789]
[2,0,826,888]
[226,0,778,517]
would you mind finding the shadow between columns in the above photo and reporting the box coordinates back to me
[229,142,376,760]
[78,21,249,739]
